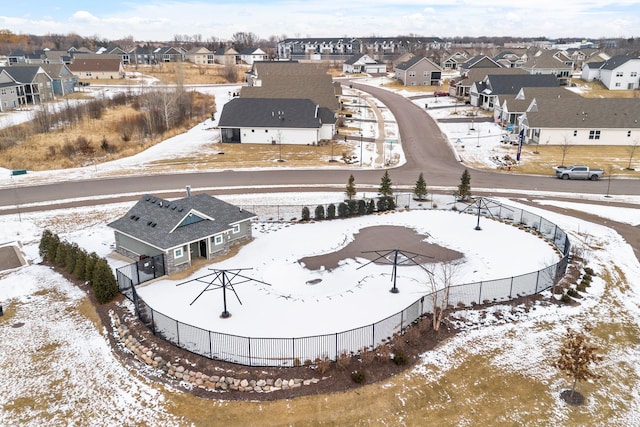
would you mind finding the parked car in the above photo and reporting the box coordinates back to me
[434,91,449,97]
[555,165,604,180]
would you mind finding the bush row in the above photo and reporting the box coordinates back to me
[301,196,396,221]
[38,229,118,304]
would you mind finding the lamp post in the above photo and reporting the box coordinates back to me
[360,133,363,167]
[476,128,480,148]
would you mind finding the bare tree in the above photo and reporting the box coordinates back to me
[626,139,639,170]
[559,135,573,167]
[427,262,459,331]
[554,326,603,404]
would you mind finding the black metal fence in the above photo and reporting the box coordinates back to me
[116,198,571,367]
[116,254,165,299]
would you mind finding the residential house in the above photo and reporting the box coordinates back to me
[459,55,502,74]
[276,37,444,61]
[342,54,386,74]
[218,98,336,145]
[493,51,526,68]
[565,47,606,70]
[449,68,529,99]
[580,55,640,90]
[243,62,340,111]
[493,86,581,127]
[0,69,21,112]
[239,47,268,65]
[14,63,78,99]
[68,58,125,80]
[277,38,360,60]
[519,98,640,146]
[130,46,157,65]
[108,192,257,275]
[186,47,214,65]
[470,73,559,109]
[521,50,573,85]
[153,46,185,63]
[213,47,239,65]
[441,51,469,70]
[104,46,133,65]
[1,65,55,104]
[393,56,442,86]
[37,63,77,96]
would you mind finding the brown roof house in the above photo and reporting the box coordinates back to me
[519,97,640,146]
[68,58,125,80]
[108,192,257,276]
[393,56,442,86]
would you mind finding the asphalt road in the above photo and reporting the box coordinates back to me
[1,82,638,212]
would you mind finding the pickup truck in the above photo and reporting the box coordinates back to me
[555,165,604,180]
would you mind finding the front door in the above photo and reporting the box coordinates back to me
[199,240,207,258]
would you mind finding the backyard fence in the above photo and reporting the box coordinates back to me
[117,197,571,367]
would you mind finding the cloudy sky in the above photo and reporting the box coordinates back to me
[1,0,639,42]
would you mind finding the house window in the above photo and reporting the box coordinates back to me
[573,130,577,137]
[588,130,600,140]
[232,224,240,234]
[174,247,184,258]
[616,71,623,77]
[615,82,621,87]
[423,71,429,77]
[214,235,223,245]
[410,81,416,86]
[631,72,638,77]
[628,131,632,137]
[408,71,416,77]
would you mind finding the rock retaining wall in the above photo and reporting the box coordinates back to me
[110,312,321,393]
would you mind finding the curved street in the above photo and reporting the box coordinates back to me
[0,82,639,212]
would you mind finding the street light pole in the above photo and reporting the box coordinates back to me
[476,128,480,148]
[360,133,363,167]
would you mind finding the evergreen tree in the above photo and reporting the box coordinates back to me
[301,206,310,221]
[366,199,376,214]
[39,229,55,260]
[378,171,393,197]
[92,259,118,304]
[357,199,367,215]
[85,252,100,285]
[64,243,78,274]
[73,248,87,281]
[327,203,336,219]
[456,169,472,201]
[315,204,325,220]
[347,199,358,216]
[345,174,356,200]
[413,172,428,200]
[338,202,349,217]
[54,241,69,267]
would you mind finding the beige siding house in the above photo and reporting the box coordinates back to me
[393,56,442,86]
[68,58,125,80]
[520,98,640,146]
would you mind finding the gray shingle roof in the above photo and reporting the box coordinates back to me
[525,98,640,129]
[600,55,638,70]
[108,193,257,251]
[482,74,559,95]
[218,98,328,129]
[0,66,45,83]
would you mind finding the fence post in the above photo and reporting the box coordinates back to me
[292,338,295,365]
[509,276,514,299]
[209,332,213,359]
[174,318,178,343]
[372,323,375,349]
[248,337,252,367]
[478,282,483,304]
[535,270,541,293]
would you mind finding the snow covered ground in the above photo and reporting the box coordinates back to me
[1,78,640,424]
